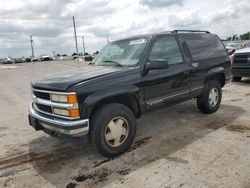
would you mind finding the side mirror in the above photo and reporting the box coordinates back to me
[227,49,235,56]
[145,59,169,71]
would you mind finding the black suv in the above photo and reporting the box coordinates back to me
[28,30,230,157]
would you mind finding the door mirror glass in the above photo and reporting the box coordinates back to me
[145,59,169,71]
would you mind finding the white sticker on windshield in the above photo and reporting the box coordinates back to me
[129,39,146,45]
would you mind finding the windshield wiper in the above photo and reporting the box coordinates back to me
[103,60,123,67]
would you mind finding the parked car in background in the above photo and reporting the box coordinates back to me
[84,54,93,61]
[243,41,250,48]
[3,57,14,64]
[28,30,230,157]
[0,58,4,64]
[14,58,23,63]
[225,42,243,55]
[25,57,38,62]
[39,55,52,61]
[232,44,250,81]
[57,54,73,60]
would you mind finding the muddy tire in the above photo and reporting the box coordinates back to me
[232,76,242,82]
[88,103,136,158]
[197,80,222,114]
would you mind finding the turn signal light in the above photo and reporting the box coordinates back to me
[67,94,78,103]
[69,109,80,117]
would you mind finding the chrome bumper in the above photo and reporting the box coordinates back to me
[28,104,89,137]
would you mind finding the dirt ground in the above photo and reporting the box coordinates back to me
[0,61,250,188]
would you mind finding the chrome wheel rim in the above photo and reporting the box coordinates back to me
[104,116,129,147]
[209,88,219,107]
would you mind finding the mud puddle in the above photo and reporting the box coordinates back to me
[226,124,250,132]
[92,136,152,168]
[0,146,78,171]
[67,167,112,187]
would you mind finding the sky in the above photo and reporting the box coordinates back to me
[0,0,249,58]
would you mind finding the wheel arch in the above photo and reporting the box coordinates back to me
[84,91,143,120]
[205,67,226,87]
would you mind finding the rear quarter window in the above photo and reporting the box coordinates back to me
[182,34,227,61]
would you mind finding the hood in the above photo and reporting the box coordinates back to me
[32,65,126,91]
[234,47,250,54]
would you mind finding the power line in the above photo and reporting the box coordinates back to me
[107,35,109,43]
[30,35,34,57]
[82,36,85,54]
[72,16,79,57]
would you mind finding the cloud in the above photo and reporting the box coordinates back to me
[140,0,184,8]
[0,0,250,58]
[168,9,205,29]
[210,1,250,23]
[0,0,116,57]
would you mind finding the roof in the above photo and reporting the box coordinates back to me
[111,30,212,43]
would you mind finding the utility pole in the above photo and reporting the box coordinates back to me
[107,35,109,44]
[30,35,34,58]
[82,36,85,54]
[72,16,79,60]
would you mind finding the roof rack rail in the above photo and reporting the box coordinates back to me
[172,30,210,34]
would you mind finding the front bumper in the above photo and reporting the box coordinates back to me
[232,67,250,77]
[28,104,89,137]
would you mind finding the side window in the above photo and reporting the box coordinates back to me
[149,36,183,65]
[182,34,228,61]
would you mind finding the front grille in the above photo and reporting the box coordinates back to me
[36,104,52,113]
[33,91,50,100]
[32,89,79,120]
[233,55,248,64]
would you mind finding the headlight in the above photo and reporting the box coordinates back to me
[51,93,78,103]
[53,108,80,118]
[51,93,79,118]
[53,108,69,116]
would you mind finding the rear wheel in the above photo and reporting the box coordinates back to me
[232,76,242,82]
[88,103,136,157]
[197,80,222,114]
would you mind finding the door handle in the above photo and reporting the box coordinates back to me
[183,70,189,75]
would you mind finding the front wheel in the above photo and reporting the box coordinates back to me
[88,103,136,157]
[197,80,222,114]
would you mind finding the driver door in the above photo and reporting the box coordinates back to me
[142,35,190,108]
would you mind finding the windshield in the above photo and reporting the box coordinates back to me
[93,38,149,67]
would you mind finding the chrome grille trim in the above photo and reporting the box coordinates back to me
[33,96,78,109]
[33,88,76,95]
[32,88,79,120]
[33,104,79,120]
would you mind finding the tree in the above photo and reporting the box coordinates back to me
[240,32,250,40]
[232,34,237,41]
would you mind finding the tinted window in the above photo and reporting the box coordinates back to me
[149,36,183,65]
[182,34,227,61]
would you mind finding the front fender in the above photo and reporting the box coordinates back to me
[81,85,142,118]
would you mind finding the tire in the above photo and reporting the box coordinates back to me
[88,103,136,157]
[197,80,222,114]
[232,76,242,82]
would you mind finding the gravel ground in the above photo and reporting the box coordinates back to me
[0,61,249,188]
